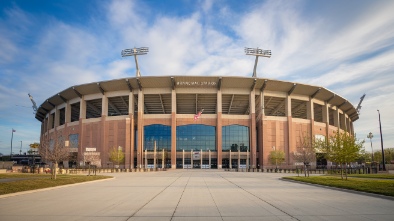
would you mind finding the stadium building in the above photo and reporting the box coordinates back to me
[35,75,359,169]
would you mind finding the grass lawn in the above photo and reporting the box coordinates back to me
[283,175,394,197]
[346,174,394,179]
[0,173,112,195]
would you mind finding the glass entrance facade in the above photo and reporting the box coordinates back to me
[144,124,171,151]
[222,125,249,151]
[176,124,216,151]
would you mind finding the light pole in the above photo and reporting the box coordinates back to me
[245,47,271,77]
[367,132,374,162]
[10,129,15,158]
[20,141,22,155]
[377,110,385,171]
[121,47,149,77]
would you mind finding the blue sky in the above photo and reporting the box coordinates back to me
[1,0,393,155]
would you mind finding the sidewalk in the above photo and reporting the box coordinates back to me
[0,170,393,221]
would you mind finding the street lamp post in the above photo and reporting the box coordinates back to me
[20,141,22,155]
[10,129,15,158]
[245,47,271,77]
[121,47,149,77]
[377,110,386,171]
[367,132,374,162]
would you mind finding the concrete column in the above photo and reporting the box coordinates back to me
[65,101,71,123]
[154,141,157,169]
[191,150,193,168]
[229,150,232,169]
[144,149,147,169]
[171,90,177,169]
[129,92,135,169]
[200,149,203,169]
[238,148,240,169]
[209,150,211,169]
[217,90,222,169]
[285,95,292,165]
[323,102,330,139]
[54,108,60,128]
[101,94,107,167]
[78,96,86,165]
[340,114,347,131]
[307,98,314,144]
[101,95,108,116]
[137,90,144,168]
[333,108,340,128]
[162,149,165,169]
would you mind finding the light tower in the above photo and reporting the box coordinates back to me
[367,132,374,162]
[245,47,271,77]
[121,47,149,77]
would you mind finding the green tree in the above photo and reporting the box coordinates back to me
[109,146,125,167]
[269,149,285,170]
[315,130,364,180]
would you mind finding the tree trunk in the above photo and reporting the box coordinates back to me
[53,162,58,180]
[304,164,307,177]
[340,164,344,180]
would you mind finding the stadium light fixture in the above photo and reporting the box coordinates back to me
[121,47,149,77]
[245,47,271,78]
[367,132,374,162]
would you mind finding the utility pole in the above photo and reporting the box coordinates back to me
[377,110,385,171]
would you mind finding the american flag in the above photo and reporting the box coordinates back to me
[194,108,204,120]
[12,129,16,132]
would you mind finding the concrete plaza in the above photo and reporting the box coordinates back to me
[0,170,393,221]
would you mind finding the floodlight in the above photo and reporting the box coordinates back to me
[245,47,271,77]
[121,47,149,77]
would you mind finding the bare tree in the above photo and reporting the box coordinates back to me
[40,137,70,179]
[292,135,316,177]
[84,152,100,176]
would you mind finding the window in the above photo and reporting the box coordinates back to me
[176,124,216,151]
[222,125,249,152]
[144,124,171,151]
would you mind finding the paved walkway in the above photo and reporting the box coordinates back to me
[0,170,393,221]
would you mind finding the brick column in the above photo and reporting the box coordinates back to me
[171,90,177,169]
[129,92,135,169]
[216,90,222,169]
[250,89,256,168]
[78,96,86,165]
[285,95,292,165]
[137,90,144,168]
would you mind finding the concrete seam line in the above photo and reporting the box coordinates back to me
[280,178,394,201]
[0,177,115,199]
[220,174,301,221]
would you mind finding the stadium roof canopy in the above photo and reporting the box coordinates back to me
[35,76,359,122]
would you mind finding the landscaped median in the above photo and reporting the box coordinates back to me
[0,173,112,195]
[283,174,394,197]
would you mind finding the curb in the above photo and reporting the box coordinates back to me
[0,176,114,199]
[280,177,394,201]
